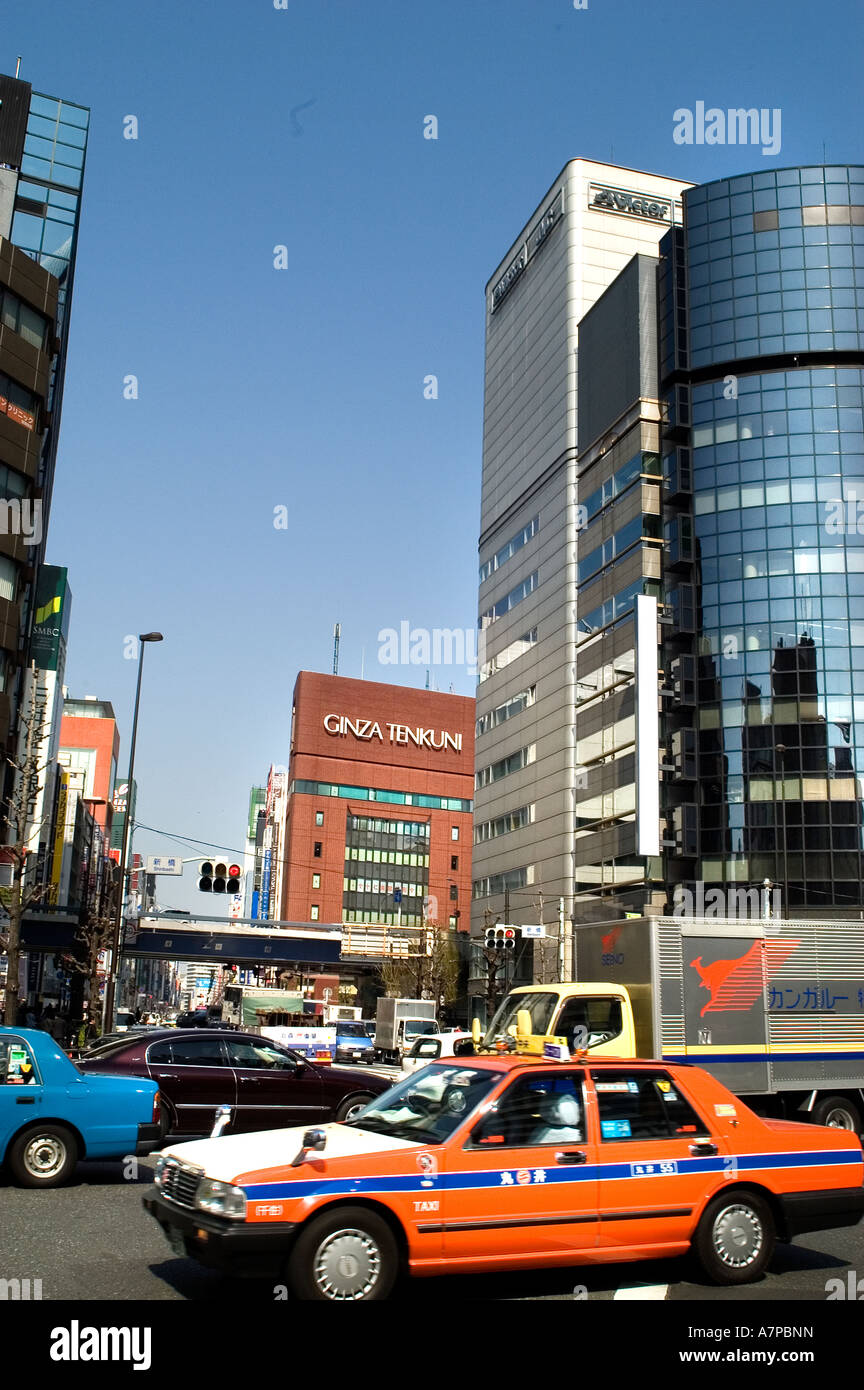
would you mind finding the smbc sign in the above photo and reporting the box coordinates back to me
[198,860,242,894]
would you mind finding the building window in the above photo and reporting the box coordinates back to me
[0,554,16,602]
[476,745,536,788]
[312,873,320,889]
[451,826,459,841]
[449,884,458,901]
[313,841,322,858]
[315,811,324,826]
[479,515,540,584]
[449,915,458,929]
[479,570,539,626]
[450,855,458,871]
[477,686,536,737]
[310,905,319,921]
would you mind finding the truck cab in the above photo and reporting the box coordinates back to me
[480,983,636,1058]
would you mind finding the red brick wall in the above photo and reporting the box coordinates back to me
[281,672,474,930]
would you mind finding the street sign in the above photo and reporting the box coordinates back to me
[521,925,546,938]
[393,888,403,904]
[146,855,183,875]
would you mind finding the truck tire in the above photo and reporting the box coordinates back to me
[288,1205,398,1301]
[8,1123,79,1188]
[810,1096,861,1133]
[693,1190,774,1285]
[336,1094,374,1122]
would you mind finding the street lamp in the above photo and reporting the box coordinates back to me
[103,632,163,1028]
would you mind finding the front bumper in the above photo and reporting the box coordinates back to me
[142,1187,297,1278]
[777,1186,864,1239]
[135,1122,163,1156]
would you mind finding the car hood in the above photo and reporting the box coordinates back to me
[158,1122,421,1183]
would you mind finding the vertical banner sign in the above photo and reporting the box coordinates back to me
[260,847,272,921]
[48,769,69,906]
[635,595,660,856]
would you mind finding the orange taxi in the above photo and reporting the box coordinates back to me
[142,1053,864,1300]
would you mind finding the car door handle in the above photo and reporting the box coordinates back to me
[16,1097,36,1105]
[689,1141,718,1156]
[555,1150,587,1164]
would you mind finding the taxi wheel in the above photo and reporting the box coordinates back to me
[694,1190,774,1285]
[289,1206,399,1301]
[336,1094,374,1122]
[8,1123,78,1188]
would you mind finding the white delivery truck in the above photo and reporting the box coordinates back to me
[374,998,438,1063]
[474,914,864,1133]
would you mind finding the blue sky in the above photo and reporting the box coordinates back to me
[5,0,863,909]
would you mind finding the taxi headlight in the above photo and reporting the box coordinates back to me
[194,1179,247,1220]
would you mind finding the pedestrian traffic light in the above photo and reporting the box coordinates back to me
[198,861,214,891]
[484,926,520,950]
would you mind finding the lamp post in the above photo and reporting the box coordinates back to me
[103,632,163,1028]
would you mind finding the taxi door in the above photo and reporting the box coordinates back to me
[589,1067,728,1253]
[0,1035,42,1151]
[442,1068,600,1264]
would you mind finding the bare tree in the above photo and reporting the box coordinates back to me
[377,923,460,1009]
[0,687,54,1025]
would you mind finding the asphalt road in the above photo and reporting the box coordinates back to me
[1,1151,862,1304]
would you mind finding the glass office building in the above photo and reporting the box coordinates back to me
[660,166,864,913]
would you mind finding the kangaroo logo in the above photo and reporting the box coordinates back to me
[601,925,624,954]
[689,940,799,1016]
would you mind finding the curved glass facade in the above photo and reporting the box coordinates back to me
[660,166,864,912]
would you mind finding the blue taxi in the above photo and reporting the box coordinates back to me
[0,1026,162,1187]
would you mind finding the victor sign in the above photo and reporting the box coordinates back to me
[589,184,673,222]
[323,714,463,753]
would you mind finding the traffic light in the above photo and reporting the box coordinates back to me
[198,861,243,893]
[484,926,520,951]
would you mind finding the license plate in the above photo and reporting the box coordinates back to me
[166,1228,186,1257]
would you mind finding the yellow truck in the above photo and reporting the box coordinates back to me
[468,914,864,1134]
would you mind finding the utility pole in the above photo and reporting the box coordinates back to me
[558,897,567,981]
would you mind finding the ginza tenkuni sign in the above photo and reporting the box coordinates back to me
[323,713,463,752]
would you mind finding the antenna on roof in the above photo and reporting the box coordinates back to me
[15,57,22,78]
[332,622,340,676]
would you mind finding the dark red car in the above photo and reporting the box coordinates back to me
[78,1030,390,1136]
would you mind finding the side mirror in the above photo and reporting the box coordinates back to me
[290,1127,327,1168]
[453,1038,475,1057]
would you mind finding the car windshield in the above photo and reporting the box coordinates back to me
[344,1063,502,1143]
[405,1020,436,1037]
[483,991,559,1045]
[339,1024,368,1038]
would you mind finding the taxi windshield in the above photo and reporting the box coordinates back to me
[344,1064,502,1143]
[484,991,559,1045]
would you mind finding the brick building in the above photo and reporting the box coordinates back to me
[281,672,474,932]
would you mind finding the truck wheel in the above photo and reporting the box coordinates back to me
[694,1190,774,1285]
[810,1096,861,1133]
[336,1094,373,1122]
[8,1123,79,1188]
[288,1206,398,1301]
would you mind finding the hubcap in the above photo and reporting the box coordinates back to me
[824,1108,854,1130]
[343,1101,366,1121]
[313,1228,381,1300]
[712,1203,763,1268]
[24,1134,67,1179]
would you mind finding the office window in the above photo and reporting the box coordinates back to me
[313,841,322,858]
[450,855,458,871]
[312,873,320,889]
[451,826,459,841]
[310,905,319,921]
[449,885,458,901]
[315,811,324,826]
[0,555,16,602]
